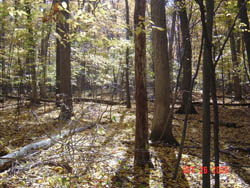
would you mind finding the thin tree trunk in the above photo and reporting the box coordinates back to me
[119,67,124,100]
[134,0,150,168]
[242,36,250,83]
[125,0,131,108]
[168,10,176,90]
[221,60,225,106]
[195,0,214,187]
[210,62,220,188]
[0,0,7,97]
[25,2,38,104]
[40,0,51,99]
[230,32,242,100]
[175,0,196,114]
[238,0,250,74]
[173,31,203,180]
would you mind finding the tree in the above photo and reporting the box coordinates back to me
[56,0,73,120]
[150,0,178,145]
[238,0,250,74]
[25,1,39,104]
[195,0,214,187]
[0,0,7,97]
[40,0,51,99]
[175,0,196,114]
[230,32,242,100]
[125,0,131,109]
[168,10,176,88]
[134,0,150,167]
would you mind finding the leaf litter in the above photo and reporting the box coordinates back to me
[0,100,249,187]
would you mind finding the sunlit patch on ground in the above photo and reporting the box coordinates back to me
[0,101,250,187]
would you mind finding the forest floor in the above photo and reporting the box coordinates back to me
[0,96,250,188]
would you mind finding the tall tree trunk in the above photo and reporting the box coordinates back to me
[56,32,61,106]
[134,0,150,168]
[210,63,220,188]
[195,0,214,187]
[0,0,7,97]
[125,0,131,108]
[230,32,242,100]
[203,0,214,186]
[57,0,73,120]
[25,1,38,104]
[175,0,196,114]
[150,0,178,145]
[211,24,220,188]
[40,0,51,99]
[238,0,250,74]
[168,10,176,90]
[40,34,50,99]
[55,0,61,106]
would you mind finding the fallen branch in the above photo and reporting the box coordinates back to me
[193,102,250,106]
[226,146,250,154]
[0,124,95,172]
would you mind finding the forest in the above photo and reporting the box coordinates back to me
[0,0,250,187]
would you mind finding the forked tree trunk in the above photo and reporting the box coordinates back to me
[150,0,178,145]
[134,0,150,168]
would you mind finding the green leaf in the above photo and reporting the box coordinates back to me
[112,116,117,122]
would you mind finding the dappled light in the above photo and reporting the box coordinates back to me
[0,0,250,187]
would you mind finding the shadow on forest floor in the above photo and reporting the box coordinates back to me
[173,104,250,187]
[0,100,250,187]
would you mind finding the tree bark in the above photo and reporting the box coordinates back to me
[230,32,242,100]
[238,0,250,74]
[150,0,178,145]
[25,2,39,104]
[210,63,220,188]
[56,0,73,120]
[0,0,7,97]
[40,0,51,99]
[168,10,176,90]
[195,0,213,187]
[175,0,196,114]
[125,0,131,108]
[134,0,150,168]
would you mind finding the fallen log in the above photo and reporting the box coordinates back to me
[0,96,125,106]
[197,120,238,128]
[0,124,95,172]
[73,98,126,105]
[40,97,125,105]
